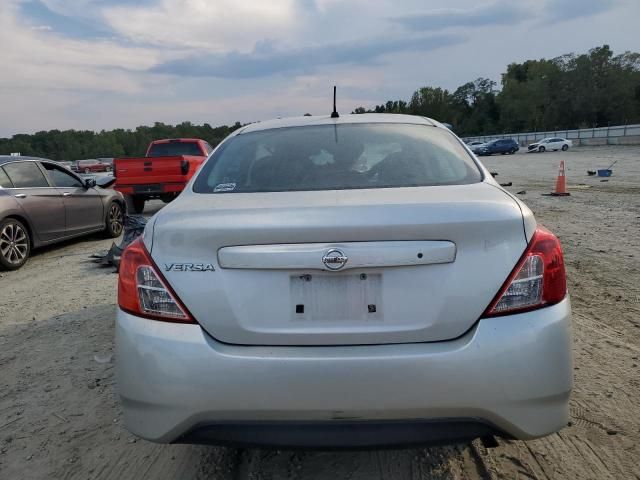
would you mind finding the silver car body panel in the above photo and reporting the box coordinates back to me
[116,297,572,442]
[151,182,527,345]
[218,241,457,270]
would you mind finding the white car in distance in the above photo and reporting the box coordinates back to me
[527,137,573,152]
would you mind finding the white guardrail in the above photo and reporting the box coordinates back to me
[463,124,640,146]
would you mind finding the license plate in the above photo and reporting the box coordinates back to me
[290,273,382,321]
[134,184,162,194]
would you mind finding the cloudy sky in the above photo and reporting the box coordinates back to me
[1,0,638,136]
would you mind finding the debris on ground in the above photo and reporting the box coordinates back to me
[90,215,147,271]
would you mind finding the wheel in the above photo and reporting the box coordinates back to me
[105,165,112,172]
[562,144,569,151]
[510,148,517,154]
[0,218,31,270]
[538,146,546,153]
[129,196,146,214]
[85,168,91,173]
[104,202,124,238]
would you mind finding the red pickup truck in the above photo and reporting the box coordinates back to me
[114,138,213,213]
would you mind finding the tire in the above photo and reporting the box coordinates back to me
[130,196,145,214]
[510,148,517,154]
[562,144,569,151]
[539,146,546,153]
[85,168,91,173]
[0,218,31,271]
[160,194,176,204]
[104,202,124,238]
[105,166,112,172]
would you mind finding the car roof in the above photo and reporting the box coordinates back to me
[237,113,439,135]
[0,155,49,166]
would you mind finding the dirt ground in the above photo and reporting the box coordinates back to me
[1,146,639,480]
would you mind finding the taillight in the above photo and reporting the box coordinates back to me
[482,226,566,317]
[118,237,195,323]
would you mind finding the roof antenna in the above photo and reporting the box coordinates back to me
[331,86,339,118]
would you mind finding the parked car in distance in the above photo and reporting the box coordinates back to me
[476,138,520,156]
[527,138,572,153]
[466,141,485,152]
[115,114,572,449]
[0,156,125,270]
[56,160,75,170]
[72,158,112,174]
[114,138,212,214]
[98,158,114,170]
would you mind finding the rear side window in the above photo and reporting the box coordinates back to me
[3,162,50,188]
[148,142,203,157]
[0,167,13,188]
[194,124,481,193]
[42,163,83,188]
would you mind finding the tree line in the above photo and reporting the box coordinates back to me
[353,45,640,136]
[0,122,243,161]
[1,45,638,160]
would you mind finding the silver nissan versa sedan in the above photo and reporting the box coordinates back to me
[115,114,572,448]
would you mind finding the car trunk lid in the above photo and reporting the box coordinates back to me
[151,182,528,345]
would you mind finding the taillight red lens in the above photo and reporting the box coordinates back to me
[482,226,567,317]
[118,237,196,323]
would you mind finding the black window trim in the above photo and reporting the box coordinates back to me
[0,166,15,188]
[40,161,86,188]
[1,160,55,189]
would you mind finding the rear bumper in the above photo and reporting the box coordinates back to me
[177,419,503,449]
[115,298,572,446]
[115,183,184,195]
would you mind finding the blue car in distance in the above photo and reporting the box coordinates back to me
[476,139,519,156]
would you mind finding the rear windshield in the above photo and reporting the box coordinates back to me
[148,142,203,157]
[193,123,481,193]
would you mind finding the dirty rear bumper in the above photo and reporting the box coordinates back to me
[176,419,507,449]
[115,298,572,446]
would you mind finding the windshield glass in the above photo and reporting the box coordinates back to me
[148,142,203,157]
[193,123,481,193]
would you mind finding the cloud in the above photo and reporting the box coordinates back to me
[2,0,639,137]
[1,0,162,96]
[543,0,616,23]
[392,2,526,31]
[150,34,465,78]
[20,0,115,39]
[102,0,301,50]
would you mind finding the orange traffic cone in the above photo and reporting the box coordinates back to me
[551,160,570,196]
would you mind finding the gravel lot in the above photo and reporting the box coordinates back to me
[1,146,639,479]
